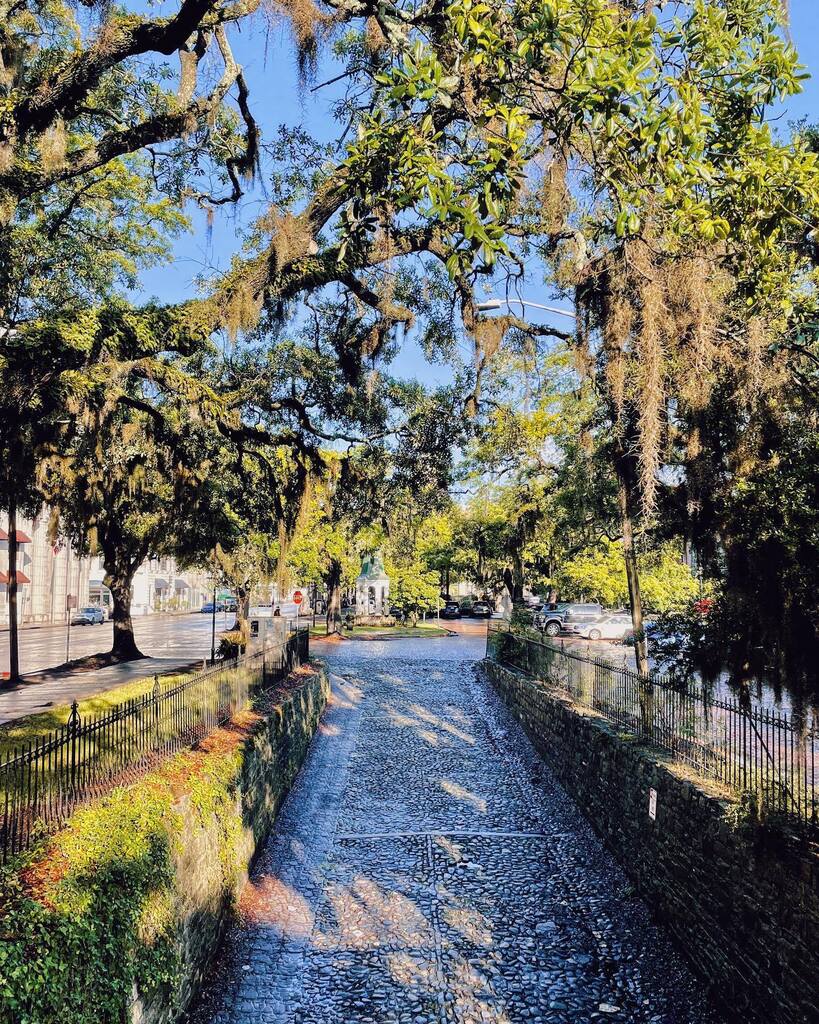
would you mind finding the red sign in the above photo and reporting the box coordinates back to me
[293,590,303,605]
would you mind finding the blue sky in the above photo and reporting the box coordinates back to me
[137,2,819,386]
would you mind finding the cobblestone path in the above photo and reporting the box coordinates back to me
[195,645,722,1024]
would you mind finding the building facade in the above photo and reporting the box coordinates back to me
[0,511,91,627]
[88,555,212,618]
[1,509,211,626]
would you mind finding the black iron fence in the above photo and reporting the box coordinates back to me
[1,627,310,862]
[487,623,818,832]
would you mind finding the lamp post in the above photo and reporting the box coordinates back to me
[476,297,577,319]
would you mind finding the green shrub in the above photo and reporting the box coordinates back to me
[0,737,245,1024]
[218,630,245,660]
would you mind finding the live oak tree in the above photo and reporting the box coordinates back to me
[40,406,192,661]
[375,0,819,677]
[0,298,205,676]
[0,58,187,680]
[286,462,372,635]
[4,0,819,688]
[556,539,699,613]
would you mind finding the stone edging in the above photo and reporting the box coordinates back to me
[134,664,331,1024]
[480,657,819,1024]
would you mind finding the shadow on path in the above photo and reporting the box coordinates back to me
[191,643,722,1024]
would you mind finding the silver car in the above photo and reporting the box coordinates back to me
[572,614,633,641]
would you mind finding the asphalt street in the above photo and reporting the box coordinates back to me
[0,610,485,679]
[0,607,307,678]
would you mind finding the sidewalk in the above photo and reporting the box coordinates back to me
[0,657,203,726]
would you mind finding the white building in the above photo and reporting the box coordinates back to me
[88,555,212,617]
[1,508,211,625]
[0,511,90,626]
[355,551,390,617]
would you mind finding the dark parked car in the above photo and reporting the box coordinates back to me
[471,601,493,618]
[533,607,565,636]
[440,602,461,619]
[200,601,225,614]
[560,603,605,632]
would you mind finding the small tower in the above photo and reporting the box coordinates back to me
[355,551,390,618]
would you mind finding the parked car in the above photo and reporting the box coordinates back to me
[440,602,461,619]
[471,601,493,618]
[560,603,605,630]
[200,601,225,614]
[533,607,566,636]
[572,614,633,641]
[78,605,105,624]
[71,608,98,626]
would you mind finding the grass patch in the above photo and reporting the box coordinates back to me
[0,669,195,757]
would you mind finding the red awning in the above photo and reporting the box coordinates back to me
[0,570,30,584]
[0,529,32,543]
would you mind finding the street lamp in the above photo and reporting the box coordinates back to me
[476,297,577,319]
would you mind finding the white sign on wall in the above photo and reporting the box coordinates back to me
[648,787,657,821]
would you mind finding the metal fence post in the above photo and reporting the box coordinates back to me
[68,701,80,795]
[152,675,161,749]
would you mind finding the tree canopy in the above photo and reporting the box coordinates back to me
[2,0,819,696]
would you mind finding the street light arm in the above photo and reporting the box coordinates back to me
[476,297,577,320]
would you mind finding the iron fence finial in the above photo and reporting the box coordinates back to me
[67,700,80,732]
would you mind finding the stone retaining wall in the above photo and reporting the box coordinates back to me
[482,658,819,1024]
[134,665,330,1024]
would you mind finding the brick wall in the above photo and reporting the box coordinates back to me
[132,666,330,1024]
[482,658,819,1024]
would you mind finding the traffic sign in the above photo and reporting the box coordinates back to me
[293,590,303,605]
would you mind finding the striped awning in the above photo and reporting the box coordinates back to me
[0,529,32,543]
[0,570,30,584]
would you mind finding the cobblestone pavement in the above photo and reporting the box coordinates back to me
[194,639,722,1024]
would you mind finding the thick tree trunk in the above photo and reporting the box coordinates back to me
[512,550,525,604]
[234,585,251,645]
[616,451,653,729]
[503,561,524,605]
[107,568,143,661]
[326,560,342,635]
[7,499,20,684]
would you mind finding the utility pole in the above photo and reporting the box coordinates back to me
[7,499,19,684]
[210,585,217,665]
[65,550,81,663]
[65,595,72,663]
